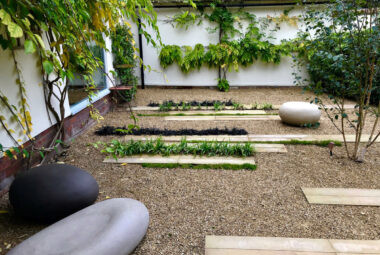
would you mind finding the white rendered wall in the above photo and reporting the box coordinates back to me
[0,35,116,149]
[0,48,71,148]
[142,6,307,86]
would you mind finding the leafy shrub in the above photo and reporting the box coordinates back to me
[111,25,138,101]
[217,78,230,92]
[159,45,183,68]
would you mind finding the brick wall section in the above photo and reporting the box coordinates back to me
[0,95,112,186]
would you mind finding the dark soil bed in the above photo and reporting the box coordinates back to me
[95,126,248,136]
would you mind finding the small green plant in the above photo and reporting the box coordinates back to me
[180,102,191,111]
[213,101,225,111]
[95,138,255,159]
[217,78,230,92]
[302,122,320,129]
[142,163,256,171]
[260,103,273,110]
[250,102,273,110]
[232,102,244,110]
[159,101,174,112]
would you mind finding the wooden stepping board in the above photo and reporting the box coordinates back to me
[206,235,380,254]
[123,134,378,143]
[164,115,280,121]
[103,155,255,166]
[302,187,380,206]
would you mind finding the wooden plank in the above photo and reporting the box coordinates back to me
[206,249,378,255]
[302,188,380,197]
[206,249,339,254]
[104,155,255,165]
[206,236,335,253]
[302,188,380,206]
[122,135,378,143]
[164,115,280,121]
[205,236,380,254]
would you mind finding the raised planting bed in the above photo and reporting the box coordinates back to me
[95,139,255,159]
[146,100,273,111]
[137,110,273,117]
[95,127,248,136]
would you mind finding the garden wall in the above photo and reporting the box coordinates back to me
[139,6,307,87]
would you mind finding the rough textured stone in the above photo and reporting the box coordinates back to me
[9,164,98,223]
[8,198,149,255]
[279,102,321,126]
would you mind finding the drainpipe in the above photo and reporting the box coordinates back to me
[138,18,145,89]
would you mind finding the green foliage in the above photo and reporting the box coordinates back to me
[111,25,138,85]
[159,45,183,68]
[0,0,160,162]
[217,78,229,92]
[181,44,205,73]
[232,102,244,110]
[294,0,380,160]
[111,24,139,102]
[171,11,200,29]
[96,138,255,159]
[141,163,257,171]
[160,2,291,82]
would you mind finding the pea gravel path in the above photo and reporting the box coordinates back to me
[0,88,379,255]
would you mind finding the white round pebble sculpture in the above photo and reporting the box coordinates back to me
[279,101,321,126]
[8,198,149,255]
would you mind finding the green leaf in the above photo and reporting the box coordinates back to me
[24,39,36,54]
[39,151,45,158]
[43,60,54,74]
[22,149,29,158]
[5,150,13,159]
[0,143,3,151]
[0,9,11,25]
[7,22,23,38]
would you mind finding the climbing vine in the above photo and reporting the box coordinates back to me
[0,0,160,164]
[161,2,297,91]
[111,24,139,101]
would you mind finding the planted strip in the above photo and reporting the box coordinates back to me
[95,127,248,136]
[141,163,257,171]
[95,138,255,159]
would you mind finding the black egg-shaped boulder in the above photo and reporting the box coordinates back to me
[9,164,99,223]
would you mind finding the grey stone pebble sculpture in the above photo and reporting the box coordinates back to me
[8,198,149,255]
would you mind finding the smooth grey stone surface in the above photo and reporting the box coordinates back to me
[279,101,321,126]
[9,164,98,223]
[8,198,149,255]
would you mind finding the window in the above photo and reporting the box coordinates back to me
[68,45,109,114]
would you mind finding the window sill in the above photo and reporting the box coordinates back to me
[70,89,110,115]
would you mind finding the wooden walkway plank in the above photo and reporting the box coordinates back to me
[206,236,380,254]
[164,115,281,121]
[103,155,256,166]
[302,188,380,206]
[122,135,378,143]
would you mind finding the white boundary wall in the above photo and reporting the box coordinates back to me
[140,6,306,87]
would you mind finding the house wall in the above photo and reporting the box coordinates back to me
[0,36,116,187]
[140,6,306,87]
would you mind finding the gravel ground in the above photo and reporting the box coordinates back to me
[0,87,379,254]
